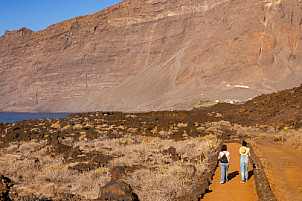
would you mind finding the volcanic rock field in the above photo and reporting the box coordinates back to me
[0,85,300,200]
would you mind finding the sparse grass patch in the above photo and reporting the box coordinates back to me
[282,127,291,132]
[0,125,221,200]
[0,140,111,199]
[106,136,219,199]
[276,129,302,150]
[70,135,219,199]
[127,162,206,201]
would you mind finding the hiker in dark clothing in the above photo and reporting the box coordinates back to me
[218,144,230,184]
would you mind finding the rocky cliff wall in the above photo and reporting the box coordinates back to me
[0,0,301,112]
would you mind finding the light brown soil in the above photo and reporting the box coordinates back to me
[251,138,302,201]
[202,143,258,201]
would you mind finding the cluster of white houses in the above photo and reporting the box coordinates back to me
[226,84,250,89]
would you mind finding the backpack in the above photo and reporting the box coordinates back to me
[220,152,228,163]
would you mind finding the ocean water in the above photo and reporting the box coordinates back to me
[0,112,70,123]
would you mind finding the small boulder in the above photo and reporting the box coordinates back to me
[162,146,180,161]
[0,174,13,201]
[111,167,127,181]
[98,180,138,201]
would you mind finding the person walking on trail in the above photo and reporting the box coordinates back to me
[239,140,251,183]
[218,144,230,184]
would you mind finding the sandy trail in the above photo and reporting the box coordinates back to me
[251,138,302,201]
[202,143,258,200]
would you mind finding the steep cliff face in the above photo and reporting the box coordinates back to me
[0,0,301,112]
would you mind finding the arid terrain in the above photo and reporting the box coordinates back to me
[1,0,302,112]
[0,84,301,200]
[0,0,301,199]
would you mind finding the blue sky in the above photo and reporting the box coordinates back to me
[0,0,123,36]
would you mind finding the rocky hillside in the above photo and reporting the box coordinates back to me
[0,0,301,112]
[208,84,302,127]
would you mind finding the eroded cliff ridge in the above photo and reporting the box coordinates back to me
[0,0,301,112]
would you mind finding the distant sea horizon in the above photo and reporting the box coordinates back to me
[0,112,70,123]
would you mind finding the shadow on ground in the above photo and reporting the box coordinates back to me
[248,170,254,179]
[228,170,239,181]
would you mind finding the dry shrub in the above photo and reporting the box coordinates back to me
[108,137,219,199]
[198,120,233,135]
[127,162,207,201]
[106,137,219,167]
[73,137,121,153]
[0,140,111,199]
[109,138,171,167]
[66,168,111,199]
[276,129,302,150]
[165,137,218,158]
[127,167,187,200]
[0,132,220,200]
[34,166,110,199]
[69,135,219,199]
[17,140,47,153]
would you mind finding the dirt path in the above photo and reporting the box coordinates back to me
[251,138,302,201]
[202,143,258,201]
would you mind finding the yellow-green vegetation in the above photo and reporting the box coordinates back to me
[73,124,83,129]
[61,125,71,131]
[49,163,65,171]
[79,132,87,140]
[197,126,205,131]
[119,138,131,145]
[84,123,93,128]
[150,126,158,134]
[95,167,110,175]
[139,139,148,145]
[282,127,290,132]
[155,166,168,173]
[177,123,188,128]
[117,125,125,130]
[189,99,213,107]
[50,122,61,129]
[203,134,217,141]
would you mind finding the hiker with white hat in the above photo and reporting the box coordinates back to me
[239,140,251,183]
